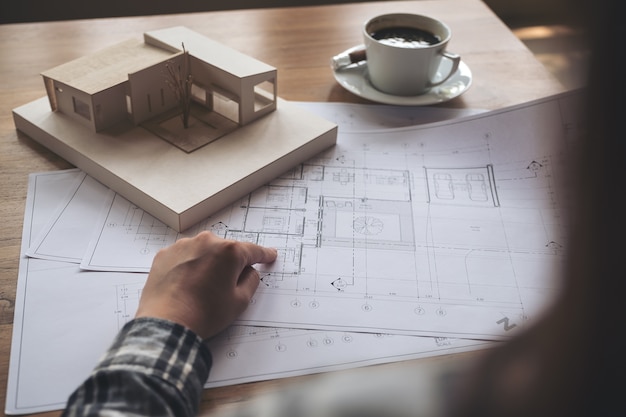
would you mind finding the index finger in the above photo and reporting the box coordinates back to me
[237,241,278,266]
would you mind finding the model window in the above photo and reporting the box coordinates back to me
[72,97,91,121]
[254,79,275,112]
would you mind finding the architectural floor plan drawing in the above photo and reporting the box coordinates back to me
[8,169,488,414]
[73,91,582,341]
[10,93,584,414]
[108,279,488,389]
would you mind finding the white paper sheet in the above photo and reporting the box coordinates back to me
[7,100,497,415]
[7,170,489,415]
[294,101,486,132]
[25,172,112,263]
[78,93,581,340]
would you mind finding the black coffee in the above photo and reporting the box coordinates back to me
[370,26,441,48]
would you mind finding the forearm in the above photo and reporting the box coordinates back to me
[62,317,212,417]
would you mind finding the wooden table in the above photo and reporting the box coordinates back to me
[0,1,565,415]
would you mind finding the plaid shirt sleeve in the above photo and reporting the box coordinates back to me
[62,317,212,417]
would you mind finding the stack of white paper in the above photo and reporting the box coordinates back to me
[6,95,582,414]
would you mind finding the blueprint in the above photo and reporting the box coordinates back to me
[60,92,581,340]
[7,170,488,415]
[7,101,495,415]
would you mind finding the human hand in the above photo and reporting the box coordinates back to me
[135,231,277,339]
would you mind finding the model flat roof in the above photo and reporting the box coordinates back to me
[41,39,175,94]
[144,26,276,78]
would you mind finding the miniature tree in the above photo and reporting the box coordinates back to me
[164,44,193,128]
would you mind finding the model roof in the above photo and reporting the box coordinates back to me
[41,39,175,94]
[144,26,276,78]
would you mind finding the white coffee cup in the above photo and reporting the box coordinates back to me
[363,13,461,96]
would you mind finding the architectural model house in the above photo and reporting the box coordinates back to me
[13,26,337,231]
[41,26,277,152]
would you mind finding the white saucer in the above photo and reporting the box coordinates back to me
[332,45,472,106]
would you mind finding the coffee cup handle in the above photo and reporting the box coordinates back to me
[428,51,461,87]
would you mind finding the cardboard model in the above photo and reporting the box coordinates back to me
[14,27,338,231]
[42,26,279,153]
